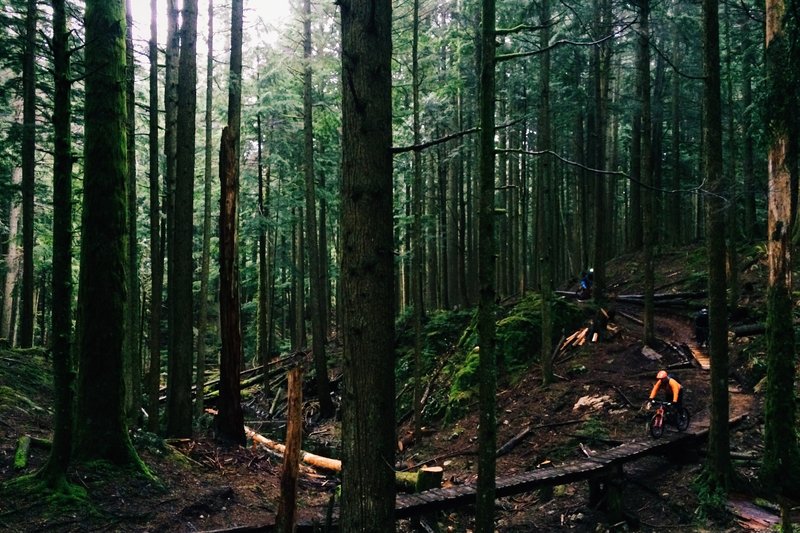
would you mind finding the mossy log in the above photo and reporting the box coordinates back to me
[395,466,444,492]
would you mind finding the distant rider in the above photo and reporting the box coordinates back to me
[578,268,594,299]
[649,370,683,408]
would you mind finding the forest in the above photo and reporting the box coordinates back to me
[0,0,799,531]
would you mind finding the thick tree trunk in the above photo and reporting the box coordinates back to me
[339,1,396,529]
[195,0,214,421]
[703,0,732,491]
[38,0,73,484]
[162,0,179,435]
[124,0,141,425]
[73,0,144,470]
[476,0,497,529]
[539,0,554,386]
[303,0,333,419]
[147,0,163,435]
[761,0,800,497]
[167,0,198,439]
[216,127,246,446]
[19,0,36,348]
[215,0,245,447]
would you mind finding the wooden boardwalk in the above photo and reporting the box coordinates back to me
[395,412,746,519]
[395,432,683,518]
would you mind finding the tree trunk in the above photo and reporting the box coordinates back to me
[257,114,271,392]
[411,0,424,438]
[723,1,739,310]
[146,0,163,435]
[38,0,73,484]
[215,0,245,447]
[19,0,36,348]
[277,366,303,533]
[303,0,333,419]
[163,0,180,436]
[639,0,655,346]
[476,0,497,529]
[668,0,682,245]
[2,167,22,342]
[124,0,141,426]
[539,0,554,386]
[761,0,800,497]
[195,0,214,422]
[592,0,611,308]
[339,1,396,529]
[703,0,732,492]
[741,36,756,241]
[167,0,198,439]
[73,0,144,470]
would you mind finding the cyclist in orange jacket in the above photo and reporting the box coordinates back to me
[649,370,683,408]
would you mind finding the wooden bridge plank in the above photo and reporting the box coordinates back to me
[396,412,747,519]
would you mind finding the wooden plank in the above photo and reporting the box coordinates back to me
[395,411,749,518]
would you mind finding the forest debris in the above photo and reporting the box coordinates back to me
[727,497,781,530]
[496,426,532,458]
[578,442,595,458]
[612,386,635,408]
[641,346,662,361]
[572,395,612,411]
[395,466,444,493]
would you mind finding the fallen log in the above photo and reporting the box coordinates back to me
[395,466,444,493]
[246,424,342,472]
[615,291,707,300]
[496,427,532,458]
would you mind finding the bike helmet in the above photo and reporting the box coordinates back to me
[656,370,668,380]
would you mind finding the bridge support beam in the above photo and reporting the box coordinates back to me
[588,464,624,525]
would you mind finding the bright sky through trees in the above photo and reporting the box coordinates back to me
[129,0,294,44]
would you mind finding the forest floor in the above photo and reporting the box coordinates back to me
[0,244,797,532]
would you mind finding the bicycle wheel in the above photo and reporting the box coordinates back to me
[649,413,664,438]
[676,407,690,431]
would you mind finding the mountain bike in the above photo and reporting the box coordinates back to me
[648,400,690,438]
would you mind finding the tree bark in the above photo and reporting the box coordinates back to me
[703,0,732,492]
[639,0,655,346]
[19,0,36,348]
[123,0,141,425]
[2,167,22,342]
[303,0,333,419]
[476,0,497,529]
[539,0,554,386]
[340,0,396,529]
[73,0,144,470]
[216,126,246,446]
[277,367,303,533]
[38,0,73,484]
[146,0,163,435]
[761,0,800,497]
[163,0,179,436]
[411,0,424,438]
[195,0,215,422]
[167,0,198,439]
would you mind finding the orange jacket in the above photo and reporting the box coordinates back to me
[650,377,681,402]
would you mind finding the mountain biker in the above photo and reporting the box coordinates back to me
[578,268,593,299]
[694,308,709,347]
[648,370,683,409]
